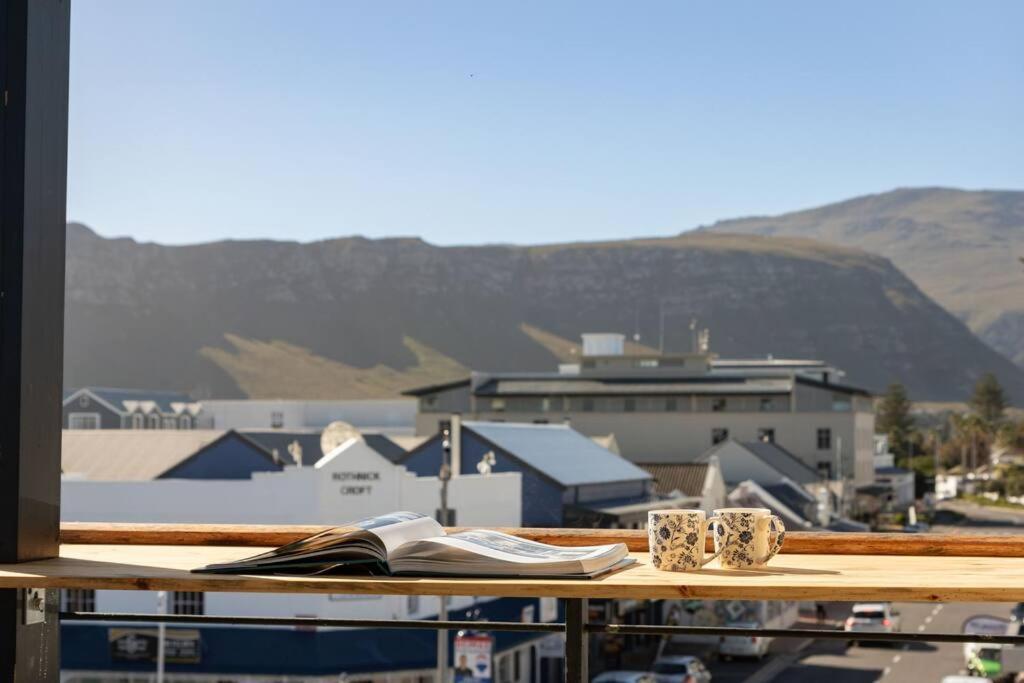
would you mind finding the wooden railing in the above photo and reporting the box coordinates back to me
[59,522,1024,557]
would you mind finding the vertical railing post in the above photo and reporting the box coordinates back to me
[0,0,71,679]
[564,598,589,683]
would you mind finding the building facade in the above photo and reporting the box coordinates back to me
[406,336,875,486]
[63,387,202,430]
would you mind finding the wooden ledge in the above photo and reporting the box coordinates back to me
[4,545,1024,602]
[60,522,1024,557]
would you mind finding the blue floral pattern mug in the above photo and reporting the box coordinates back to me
[712,507,786,569]
[648,509,733,572]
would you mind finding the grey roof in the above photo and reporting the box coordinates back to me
[481,378,794,396]
[465,421,652,487]
[736,441,820,485]
[764,481,816,516]
[61,429,270,481]
[640,463,709,497]
[875,466,912,475]
[65,387,195,414]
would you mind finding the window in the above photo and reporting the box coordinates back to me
[582,397,594,412]
[623,398,636,412]
[78,395,90,408]
[831,394,851,412]
[131,413,144,429]
[170,591,204,615]
[490,398,506,412]
[178,414,192,429]
[421,396,438,411]
[817,462,833,479]
[61,589,96,612]
[712,428,729,445]
[271,410,284,428]
[817,428,832,450]
[711,397,727,412]
[497,653,512,683]
[665,397,677,411]
[757,428,775,443]
[514,649,522,680]
[759,397,774,412]
[162,416,177,429]
[148,414,159,429]
[68,413,100,429]
[406,594,419,615]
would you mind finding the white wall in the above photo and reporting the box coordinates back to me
[199,399,416,433]
[62,439,521,620]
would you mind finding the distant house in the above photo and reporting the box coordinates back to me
[639,460,727,512]
[727,480,815,529]
[695,440,821,488]
[62,387,202,430]
[61,429,281,480]
[872,466,915,511]
[400,421,656,528]
[197,398,416,434]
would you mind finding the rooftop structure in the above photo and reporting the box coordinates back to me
[62,386,202,430]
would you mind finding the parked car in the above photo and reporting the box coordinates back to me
[592,671,657,683]
[652,655,712,683]
[966,645,1003,679]
[844,603,901,645]
[717,621,771,660]
[1010,602,1024,623]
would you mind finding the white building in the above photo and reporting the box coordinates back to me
[198,398,417,434]
[60,436,539,683]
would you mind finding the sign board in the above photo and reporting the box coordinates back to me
[109,628,201,664]
[962,615,1012,637]
[454,633,494,683]
[536,633,565,659]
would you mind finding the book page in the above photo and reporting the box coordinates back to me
[393,529,621,565]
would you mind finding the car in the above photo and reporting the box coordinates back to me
[592,671,657,683]
[844,603,901,645]
[1011,602,1024,623]
[717,621,771,660]
[651,655,712,683]
[966,645,1004,679]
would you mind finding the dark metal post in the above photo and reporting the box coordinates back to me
[564,598,589,683]
[0,0,71,679]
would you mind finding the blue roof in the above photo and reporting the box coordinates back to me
[737,441,820,485]
[465,421,652,487]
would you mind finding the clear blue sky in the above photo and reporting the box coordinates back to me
[68,1,1023,246]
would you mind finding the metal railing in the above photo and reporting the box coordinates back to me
[61,598,1024,682]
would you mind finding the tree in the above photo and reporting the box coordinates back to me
[970,372,1007,429]
[877,383,915,462]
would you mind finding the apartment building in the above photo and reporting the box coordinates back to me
[406,334,875,486]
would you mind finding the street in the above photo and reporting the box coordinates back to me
[702,500,1024,683]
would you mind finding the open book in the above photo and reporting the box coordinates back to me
[195,511,632,579]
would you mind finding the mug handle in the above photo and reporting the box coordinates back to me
[700,517,732,566]
[757,515,786,564]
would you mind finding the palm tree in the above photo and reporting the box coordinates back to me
[950,413,988,473]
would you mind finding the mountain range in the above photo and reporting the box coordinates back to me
[703,187,1024,368]
[64,206,1024,402]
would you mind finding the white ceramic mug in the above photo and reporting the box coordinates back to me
[712,507,786,569]
[648,509,732,572]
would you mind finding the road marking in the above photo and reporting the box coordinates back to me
[892,655,901,664]
[918,624,927,632]
[925,615,933,624]
[934,605,943,614]
[882,666,891,676]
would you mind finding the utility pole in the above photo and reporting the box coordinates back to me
[834,436,844,515]
[156,591,167,683]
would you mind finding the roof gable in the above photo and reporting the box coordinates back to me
[464,421,651,487]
